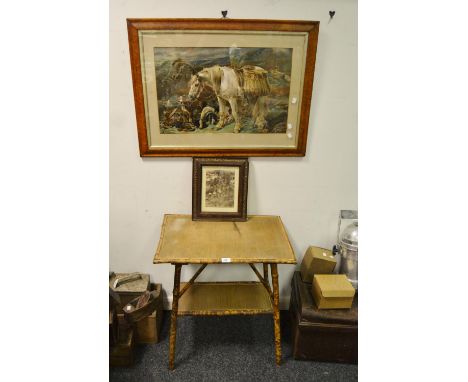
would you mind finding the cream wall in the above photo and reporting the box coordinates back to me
[110,0,357,308]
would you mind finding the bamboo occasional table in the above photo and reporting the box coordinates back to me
[154,214,296,370]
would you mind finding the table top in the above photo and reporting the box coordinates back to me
[154,214,296,264]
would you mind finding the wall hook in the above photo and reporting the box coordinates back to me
[221,10,228,18]
[329,10,336,19]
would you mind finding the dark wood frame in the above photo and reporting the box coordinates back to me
[127,18,320,157]
[192,157,249,221]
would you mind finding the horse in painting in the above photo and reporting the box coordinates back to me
[188,65,270,133]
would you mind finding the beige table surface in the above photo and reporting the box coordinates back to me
[154,214,296,264]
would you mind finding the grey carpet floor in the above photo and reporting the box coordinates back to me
[110,311,358,382]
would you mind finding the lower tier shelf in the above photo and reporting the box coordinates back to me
[177,281,273,316]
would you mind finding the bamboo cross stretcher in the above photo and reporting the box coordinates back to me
[154,214,296,370]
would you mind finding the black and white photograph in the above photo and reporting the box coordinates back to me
[202,167,238,212]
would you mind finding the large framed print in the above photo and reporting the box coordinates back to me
[127,18,319,157]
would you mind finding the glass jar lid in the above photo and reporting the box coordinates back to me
[340,221,358,248]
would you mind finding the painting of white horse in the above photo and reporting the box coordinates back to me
[154,47,292,134]
[188,65,270,133]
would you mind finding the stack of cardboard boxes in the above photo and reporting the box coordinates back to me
[289,246,358,364]
[109,273,164,367]
[300,246,355,309]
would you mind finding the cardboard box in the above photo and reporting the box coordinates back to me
[135,309,163,344]
[311,274,355,309]
[135,283,163,343]
[300,246,336,283]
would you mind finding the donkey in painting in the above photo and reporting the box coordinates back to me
[188,65,271,133]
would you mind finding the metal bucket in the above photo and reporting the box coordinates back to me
[339,221,358,289]
[334,210,358,290]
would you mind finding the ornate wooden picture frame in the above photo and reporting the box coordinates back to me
[127,18,319,157]
[192,157,249,221]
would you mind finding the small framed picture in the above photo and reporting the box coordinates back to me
[192,157,249,221]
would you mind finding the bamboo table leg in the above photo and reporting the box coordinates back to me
[169,264,182,370]
[270,263,281,365]
[263,263,269,282]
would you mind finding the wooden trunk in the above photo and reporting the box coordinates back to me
[109,321,135,367]
[289,271,358,364]
[109,308,119,346]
